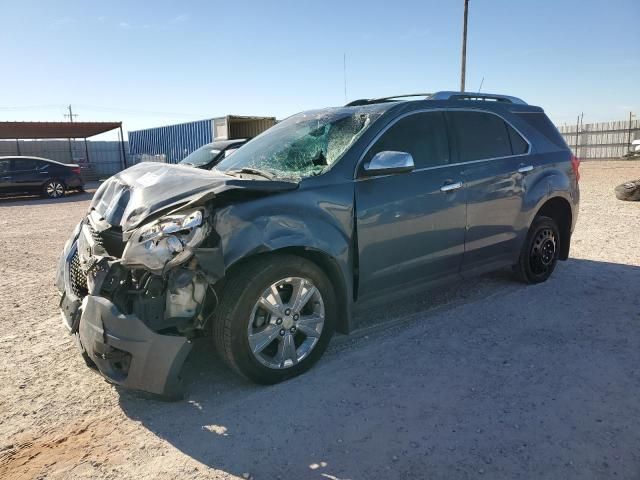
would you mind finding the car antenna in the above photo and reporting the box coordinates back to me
[477,77,484,95]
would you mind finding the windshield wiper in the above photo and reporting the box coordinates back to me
[226,167,275,180]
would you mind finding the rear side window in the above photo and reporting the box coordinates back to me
[447,111,512,162]
[13,159,39,170]
[515,112,568,149]
[0,160,10,173]
[506,124,529,154]
[364,111,449,169]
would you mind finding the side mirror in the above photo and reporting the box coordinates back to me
[362,151,415,177]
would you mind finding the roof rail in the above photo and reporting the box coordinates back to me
[345,93,432,107]
[428,91,528,105]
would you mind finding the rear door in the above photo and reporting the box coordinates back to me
[355,111,467,297]
[446,110,531,273]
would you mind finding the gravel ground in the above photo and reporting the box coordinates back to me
[0,161,638,480]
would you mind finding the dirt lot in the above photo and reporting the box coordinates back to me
[0,161,638,479]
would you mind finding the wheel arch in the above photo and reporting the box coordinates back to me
[533,196,573,260]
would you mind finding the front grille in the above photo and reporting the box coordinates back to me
[88,224,104,248]
[88,223,124,258]
[69,249,88,298]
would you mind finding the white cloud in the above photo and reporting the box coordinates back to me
[119,21,131,28]
[172,13,189,23]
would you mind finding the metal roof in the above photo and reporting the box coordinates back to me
[0,121,122,139]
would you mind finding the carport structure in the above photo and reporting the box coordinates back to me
[0,121,127,170]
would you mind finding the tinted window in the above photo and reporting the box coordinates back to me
[364,111,449,169]
[507,124,529,154]
[515,112,568,149]
[13,159,40,170]
[448,111,512,162]
[0,160,10,173]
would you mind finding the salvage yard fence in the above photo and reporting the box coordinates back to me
[558,119,640,160]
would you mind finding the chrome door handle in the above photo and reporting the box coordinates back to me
[440,181,463,192]
[518,165,534,173]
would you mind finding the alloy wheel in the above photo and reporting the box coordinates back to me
[247,276,325,369]
[46,181,64,198]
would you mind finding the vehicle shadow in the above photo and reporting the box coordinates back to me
[117,258,640,479]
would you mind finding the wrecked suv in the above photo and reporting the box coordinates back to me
[56,91,579,398]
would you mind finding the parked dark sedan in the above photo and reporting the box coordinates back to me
[178,139,247,170]
[0,156,84,198]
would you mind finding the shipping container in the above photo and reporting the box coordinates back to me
[128,115,276,164]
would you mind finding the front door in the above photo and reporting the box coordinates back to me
[355,111,467,298]
[11,158,43,192]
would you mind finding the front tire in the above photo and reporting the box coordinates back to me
[515,216,560,284]
[44,179,65,198]
[212,254,336,384]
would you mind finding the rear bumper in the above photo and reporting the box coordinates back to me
[77,295,192,399]
[65,175,84,188]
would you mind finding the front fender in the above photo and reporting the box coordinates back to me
[210,186,355,332]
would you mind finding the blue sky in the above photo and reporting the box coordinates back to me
[1,0,638,139]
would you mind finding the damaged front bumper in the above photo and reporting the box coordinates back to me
[77,295,192,399]
[56,215,224,399]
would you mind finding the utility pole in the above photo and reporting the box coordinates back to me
[64,105,78,123]
[64,105,78,162]
[460,0,469,92]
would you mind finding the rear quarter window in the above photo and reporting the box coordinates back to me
[514,112,568,150]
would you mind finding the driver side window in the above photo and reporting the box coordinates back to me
[363,111,449,170]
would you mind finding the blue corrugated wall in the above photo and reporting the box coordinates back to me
[128,119,213,164]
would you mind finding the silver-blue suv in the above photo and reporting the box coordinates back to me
[56,91,580,398]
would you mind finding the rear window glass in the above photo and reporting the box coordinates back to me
[515,112,568,149]
[448,111,512,162]
[506,124,529,154]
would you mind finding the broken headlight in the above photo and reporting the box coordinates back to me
[122,209,209,273]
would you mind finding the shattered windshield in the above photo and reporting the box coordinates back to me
[180,144,221,167]
[215,108,383,181]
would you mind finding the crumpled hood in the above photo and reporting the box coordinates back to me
[89,162,297,231]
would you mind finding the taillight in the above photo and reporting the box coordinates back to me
[571,155,580,182]
[71,167,81,175]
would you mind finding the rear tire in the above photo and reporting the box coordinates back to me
[212,254,336,384]
[514,216,560,284]
[43,179,65,198]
